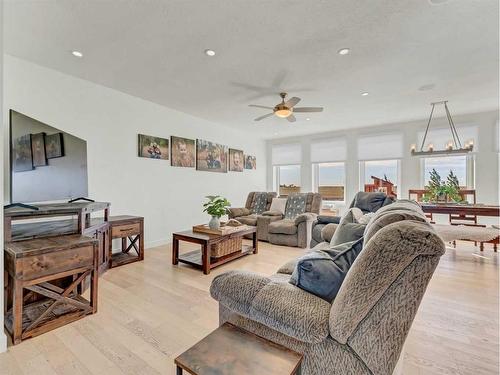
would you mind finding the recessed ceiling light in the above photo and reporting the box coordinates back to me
[274,132,279,136]
[428,0,451,5]
[337,48,350,55]
[306,118,310,121]
[204,49,216,57]
[71,50,83,58]
[361,92,369,96]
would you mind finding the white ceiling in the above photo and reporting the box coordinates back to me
[4,0,499,139]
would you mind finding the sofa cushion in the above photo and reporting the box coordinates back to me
[228,207,251,218]
[351,191,394,213]
[276,259,298,274]
[268,219,297,235]
[284,194,307,219]
[290,238,364,302]
[364,207,427,244]
[237,214,258,226]
[321,223,338,243]
[251,192,269,214]
[269,197,287,215]
[330,209,366,246]
[249,281,331,344]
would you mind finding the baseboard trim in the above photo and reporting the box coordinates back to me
[145,238,170,249]
[0,331,7,353]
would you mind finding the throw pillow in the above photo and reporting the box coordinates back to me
[330,208,366,246]
[251,192,268,215]
[284,194,307,220]
[290,238,364,302]
[269,197,287,215]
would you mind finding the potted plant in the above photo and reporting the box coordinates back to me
[424,169,462,203]
[203,195,231,230]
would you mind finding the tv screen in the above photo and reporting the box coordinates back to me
[9,110,89,203]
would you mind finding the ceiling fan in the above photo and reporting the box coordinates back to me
[249,92,323,122]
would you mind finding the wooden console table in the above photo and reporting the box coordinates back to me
[108,215,144,268]
[172,226,257,275]
[4,235,98,344]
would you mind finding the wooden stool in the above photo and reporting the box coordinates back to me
[108,215,144,268]
[4,235,98,345]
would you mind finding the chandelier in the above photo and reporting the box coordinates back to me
[411,101,474,156]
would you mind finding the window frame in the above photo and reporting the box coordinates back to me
[358,158,402,198]
[273,164,302,196]
[312,161,346,204]
[420,154,475,189]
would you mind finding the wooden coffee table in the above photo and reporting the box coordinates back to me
[172,226,257,274]
[175,323,302,375]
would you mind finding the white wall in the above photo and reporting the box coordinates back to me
[267,111,499,223]
[4,55,267,247]
[0,0,7,354]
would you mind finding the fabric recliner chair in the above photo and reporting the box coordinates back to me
[227,192,277,240]
[210,200,445,375]
[310,191,395,247]
[267,192,321,248]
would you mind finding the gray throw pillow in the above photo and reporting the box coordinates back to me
[290,238,364,302]
[330,209,366,246]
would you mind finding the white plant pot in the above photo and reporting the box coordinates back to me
[209,216,220,230]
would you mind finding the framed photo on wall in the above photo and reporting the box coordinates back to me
[196,139,227,173]
[244,155,257,170]
[12,134,34,172]
[31,132,48,167]
[171,136,195,168]
[229,149,244,172]
[45,133,65,159]
[138,134,169,160]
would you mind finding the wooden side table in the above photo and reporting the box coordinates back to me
[4,235,99,345]
[175,323,302,375]
[108,215,144,268]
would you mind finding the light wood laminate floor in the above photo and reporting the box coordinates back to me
[1,240,498,375]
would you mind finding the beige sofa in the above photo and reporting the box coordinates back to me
[211,200,445,374]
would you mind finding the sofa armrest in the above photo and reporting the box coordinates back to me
[294,212,317,225]
[227,207,251,219]
[250,281,331,344]
[210,270,271,315]
[262,210,284,217]
[321,223,339,243]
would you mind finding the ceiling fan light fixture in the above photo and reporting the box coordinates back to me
[275,108,292,118]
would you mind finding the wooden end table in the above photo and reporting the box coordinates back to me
[175,323,302,375]
[172,226,257,275]
[108,215,144,268]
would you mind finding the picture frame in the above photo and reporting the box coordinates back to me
[45,132,65,159]
[12,134,34,172]
[244,155,257,170]
[138,134,169,160]
[171,136,196,168]
[229,148,244,172]
[31,132,48,167]
[196,139,228,173]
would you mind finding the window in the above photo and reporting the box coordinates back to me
[423,155,471,187]
[313,162,345,201]
[274,165,301,196]
[360,159,400,197]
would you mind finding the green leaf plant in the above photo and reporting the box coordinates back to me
[203,195,231,218]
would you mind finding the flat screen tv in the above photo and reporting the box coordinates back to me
[9,110,89,203]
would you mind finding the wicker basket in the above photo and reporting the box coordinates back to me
[211,237,242,258]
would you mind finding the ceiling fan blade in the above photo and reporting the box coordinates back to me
[254,113,275,121]
[249,104,274,110]
[286,114,297,123]
[293,107,324,113]
[284,97,301,108]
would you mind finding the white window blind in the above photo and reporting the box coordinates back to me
[311,138,347,163]
[357,133,404,161]
[271,143,302,165]
[417,125,479,152]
